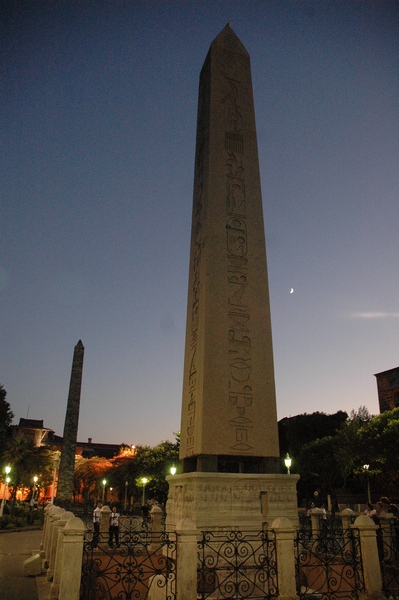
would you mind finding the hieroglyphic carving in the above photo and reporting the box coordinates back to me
[223,77,254,453]
[184,70,209,456]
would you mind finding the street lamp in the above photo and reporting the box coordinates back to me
[141,477,148,505]
[284,453,292,475]
[170,465,177,476]
[363,464,371,503]
[51,453,60,504]
[33,476,38,500]
[102,479,106,503]
[0,466,11,517]
[124,481,128,511]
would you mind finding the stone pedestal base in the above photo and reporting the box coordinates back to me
[23,552,42,577]
[165,472,299,531]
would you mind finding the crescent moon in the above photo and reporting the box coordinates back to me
[290,288,294,294]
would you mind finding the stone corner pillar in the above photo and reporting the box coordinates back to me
[272,516,299,600]
[45,506,64,569]
[59,516,85,600]
[340,507,354,530]
[353,514,384,598]
[175,518,199,600]
[99,505,111,549]
[309,507,324,534]
[41,504,57,556]
[50,510,74,600]
[47,507,67,581]
[149,505,163,551]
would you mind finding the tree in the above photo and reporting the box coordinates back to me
[354,407,399,500]
[0,384,14,458]
[107,438,180,507]
[296,435,344,500]
[105,453,140,506]
[2,435,53,504]
[134,440,179,505]
[285,408,370,507]
[278,411,348,457]
[73,456,112,505]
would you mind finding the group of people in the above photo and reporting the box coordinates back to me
[92,502,120,549]
[307,502,327,519]
[306,495,399,523]
[364,496,399,522]
[92,501,155,549]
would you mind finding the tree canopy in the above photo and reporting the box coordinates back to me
[2,435,53,500]
[0,384,14,457]
[278,410,348,457]
[286,406,399,506]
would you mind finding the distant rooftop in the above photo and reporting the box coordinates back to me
[18,418,51,430]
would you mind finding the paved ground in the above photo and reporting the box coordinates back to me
[0,529,50,600]
[0,529,40,600]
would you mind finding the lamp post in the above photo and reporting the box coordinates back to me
[141,477,148,505]
[124,481,128,511]
[284,453,292,475]
[51,453,60,504]
[0,466,11,517]
[170,465,177,476]
[363,464,371,503]
[102,479,106,503]
[33,475,38,500]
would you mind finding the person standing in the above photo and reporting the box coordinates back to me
[92,502,102,548]
[142,501,150,520]
[364,502,376,518]
[108,506,120,549]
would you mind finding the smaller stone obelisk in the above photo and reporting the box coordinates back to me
[56,340,84,503]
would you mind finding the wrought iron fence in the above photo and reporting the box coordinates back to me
[378,519,399,599]
[197,529,278,600]
[295,526,365,600]
[80,517,176,600]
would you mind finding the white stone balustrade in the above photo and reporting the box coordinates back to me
[30,507,391,600]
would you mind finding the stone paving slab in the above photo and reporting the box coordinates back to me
[0,529,42,600]
[36,574,51,600]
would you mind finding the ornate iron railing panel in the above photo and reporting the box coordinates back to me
[378,519,399,598]
[197,529,278,600]
[80,520,176,600]
[295,527,365,600]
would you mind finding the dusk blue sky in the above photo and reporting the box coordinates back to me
[2,1,398,447]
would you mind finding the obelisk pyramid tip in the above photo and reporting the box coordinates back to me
[76,339,84,349]
[210,23,249,56]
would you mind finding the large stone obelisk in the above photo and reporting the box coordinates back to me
[166,25,298,530]
[56,340,84,503]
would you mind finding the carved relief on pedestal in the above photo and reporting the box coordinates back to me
[232,479,262,515]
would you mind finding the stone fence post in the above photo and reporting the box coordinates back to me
[272,517,299,600]
[50,510,74,600]
[149,505,163,551]
[340,508,354,531]
[46,506,64,571]
[309,507,324,534]
[47,507,69,581]
[99,504,111,548]
[175,518,198,600]
[352,515,384,598]
[41,503,54,555]
[59,516,85,600]
[42,505,58,563]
